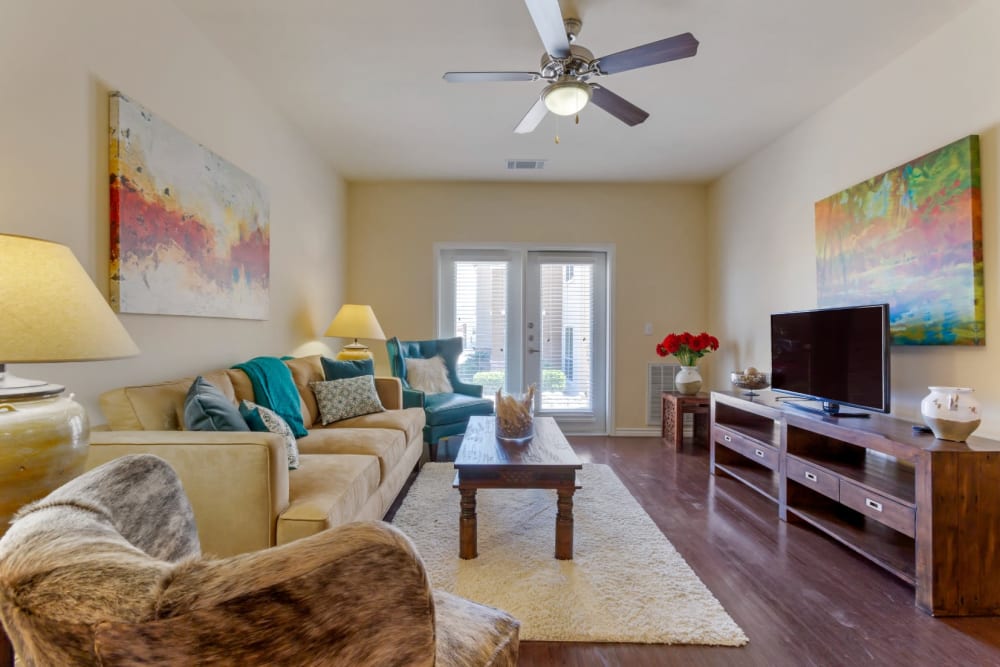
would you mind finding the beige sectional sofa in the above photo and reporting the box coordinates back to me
[89,355,426,557]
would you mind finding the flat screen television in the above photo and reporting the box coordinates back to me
[770,303,890,417]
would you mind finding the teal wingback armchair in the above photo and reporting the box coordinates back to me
[386,336,494,460]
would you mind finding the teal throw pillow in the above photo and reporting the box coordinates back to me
[183,376,250,432]
[321,357,375,380]
[240,400,300,470]
[310,375,385,425]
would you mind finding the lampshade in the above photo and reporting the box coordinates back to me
[0,234,139,557]
[324,304,385,361]
[1,234,139,366]
[324,304,386,341]
[542,81,592,116]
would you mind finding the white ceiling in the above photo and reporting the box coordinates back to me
[172,0,975,183]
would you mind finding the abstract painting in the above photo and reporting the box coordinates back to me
[109,92,269,319]
[815,135,982,345]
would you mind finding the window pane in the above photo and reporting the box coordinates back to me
[539,262,592,411]
[454,261,507,398]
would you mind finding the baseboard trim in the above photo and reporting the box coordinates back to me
[613,427,661,437]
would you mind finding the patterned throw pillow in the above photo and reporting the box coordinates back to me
[240,400,300,470]
[310,375,385,425]
[405,356,454,394]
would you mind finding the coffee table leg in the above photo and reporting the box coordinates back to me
[555,488,575,559]
[459,487,478,559]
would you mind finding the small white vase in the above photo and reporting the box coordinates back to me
[920,386,981,442]
[675,366,702,396]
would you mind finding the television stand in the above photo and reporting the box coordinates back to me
[783,400,870,418]
[711,390,1000,616]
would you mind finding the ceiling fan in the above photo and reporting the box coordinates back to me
[443,0,699,134]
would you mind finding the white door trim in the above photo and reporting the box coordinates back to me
[435,242,615,436]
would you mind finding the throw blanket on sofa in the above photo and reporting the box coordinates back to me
[232,356,308,437]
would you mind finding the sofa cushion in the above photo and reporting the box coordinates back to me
[423,393,495,427]
[311,376,385,425]
[298,428,405,482]
[240,400,300,470]
[321,357,375,380]
[278,454,380,541]
[100,370,237,431]
[328,406,425,445]
[283,356,327,428]
[184,377,250,432]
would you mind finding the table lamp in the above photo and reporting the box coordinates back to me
[324,304,385,360]
[0,233,139,531]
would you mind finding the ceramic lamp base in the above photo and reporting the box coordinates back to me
[0,393,89,531]
[336,343,373,361]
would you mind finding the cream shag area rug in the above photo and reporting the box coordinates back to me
[392,463,748,645]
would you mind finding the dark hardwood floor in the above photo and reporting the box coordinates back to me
[391,435,1000,666]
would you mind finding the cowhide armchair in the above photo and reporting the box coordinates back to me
[0,454,518,666]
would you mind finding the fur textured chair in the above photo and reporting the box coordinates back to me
[0,454,519,666]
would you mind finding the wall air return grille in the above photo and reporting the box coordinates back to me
[647,362,680,425]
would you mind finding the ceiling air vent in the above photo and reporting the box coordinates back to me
[506,159,546,170]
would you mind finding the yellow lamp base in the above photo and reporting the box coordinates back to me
[337,345,373,361]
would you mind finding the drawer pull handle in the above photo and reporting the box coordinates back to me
[724,434,732,443]
[754,448,765,458]
[865,498,883,512]
[804,471,818,482]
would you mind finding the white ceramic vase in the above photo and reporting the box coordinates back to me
[675,365,702,396]
[920,386,981,442]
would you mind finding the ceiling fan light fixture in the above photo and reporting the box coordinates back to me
[542,80,592,116]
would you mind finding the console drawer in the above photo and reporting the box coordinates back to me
[839,480,915,538]
[714,426,778,471]
[786,456,839,501]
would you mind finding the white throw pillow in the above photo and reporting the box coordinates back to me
[405,356,454,394]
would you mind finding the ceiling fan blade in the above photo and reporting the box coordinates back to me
[590,85,649,126]
[596,32,699,75]
[514,97,548,134]
[524,0,571,58]
[443,71,541,83]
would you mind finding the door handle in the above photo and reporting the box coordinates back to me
[528,348,541,353]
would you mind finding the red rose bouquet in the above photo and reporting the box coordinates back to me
[655,331,720,367]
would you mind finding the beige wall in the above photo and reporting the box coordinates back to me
[347,181,709,432]
[708,2,1000,434]
[1,0,345,420]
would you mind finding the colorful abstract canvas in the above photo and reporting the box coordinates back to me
[815,135,982,345]
[109,92,269,319]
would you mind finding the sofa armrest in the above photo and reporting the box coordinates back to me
[374,376,403,410]
[93,522,437,666]
[87,431,290,557]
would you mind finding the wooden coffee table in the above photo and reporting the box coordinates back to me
[453,416,582,560]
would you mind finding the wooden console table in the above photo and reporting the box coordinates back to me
[710,390,1000,616]
[661,391,710,450]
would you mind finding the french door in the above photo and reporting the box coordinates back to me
[438,247,608,434]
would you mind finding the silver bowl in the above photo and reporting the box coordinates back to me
[731,371,770,395]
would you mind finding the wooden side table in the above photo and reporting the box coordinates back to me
[661,391,710,450]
